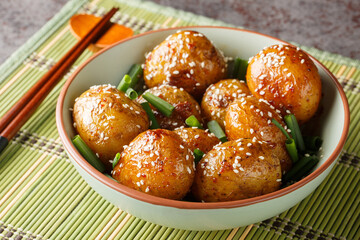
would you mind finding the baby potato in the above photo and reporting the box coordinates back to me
[73,84,149,171]
[137,85,202,130]
[246,44,321,124]
[225,96,292,173]
[201,79,251,129]
[192,139,282,202]
[112,129,195,200]
[143,30,227,99]
[174,127,220,153]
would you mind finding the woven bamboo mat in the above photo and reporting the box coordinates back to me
[0,0,359,239]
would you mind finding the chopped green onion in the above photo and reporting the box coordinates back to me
[232,58,248,80]
[194,149,205,164]
[207,120,227,143]
[72,135,106,173]
[303,136,323,151]
[112,152,121,169]
[142,92,175,117]
[185,115,203,129]
[271,119,291,140]
[284,114,305,152]
[117,74,132,92]
[283,155,319,183]
[125,87,138,100]
[141,102,160,129]
[285,138,299,163]
[272,118,298,163]
[128,64,143,88]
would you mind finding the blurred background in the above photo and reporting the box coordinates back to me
[0,0,359,64]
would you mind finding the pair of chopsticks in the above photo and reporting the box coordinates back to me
[0,7,119,153]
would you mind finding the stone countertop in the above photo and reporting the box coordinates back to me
[0,0,359,65]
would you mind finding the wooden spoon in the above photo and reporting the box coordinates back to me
[69,14,133,52]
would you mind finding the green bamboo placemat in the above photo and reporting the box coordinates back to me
[0,0,359,239]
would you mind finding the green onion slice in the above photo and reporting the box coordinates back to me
[303,136,323,151]
[72,135,106,173]
[207,120,227,143]
[141,102,160,129]
[117,74,132,92]
[142,92,175,117]
[125,87,138,100]
[128,64,143,88]
[185,115,203,129]
[194,149,205,164]
[284,114,305,152]
[283,155,319,183]
[232,58,248,80]
[271,118,291,140]
[285,138,299,163]
[112,152,121,169]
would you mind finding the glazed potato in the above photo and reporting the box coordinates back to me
[174,127,220,153]
[225,96,292,173]
[112,129,195,200]
[143,30,227,99]
[137,85,202,130]
[201,79,251,129]
[192,139,282,202]
[73,84,149,171]
[246,44,321,124]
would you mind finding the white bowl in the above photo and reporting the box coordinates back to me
[56,26,349,231]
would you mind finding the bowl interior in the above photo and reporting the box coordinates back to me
[59,27,347,207]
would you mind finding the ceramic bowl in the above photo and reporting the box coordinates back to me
[56,26,349,231]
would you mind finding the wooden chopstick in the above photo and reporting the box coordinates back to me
[0,7,119,153]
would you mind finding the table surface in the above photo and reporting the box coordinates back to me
[0,0,359,65]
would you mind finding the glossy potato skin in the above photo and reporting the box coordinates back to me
[137,85,202,130]
[112,129,195,200]
[192,139,282,202]
[73,85,149,171]
[246,44,321,124]
[225,96,292,173]
[174,127,220,153]
[143,30,227,99]
[201,79,251,129]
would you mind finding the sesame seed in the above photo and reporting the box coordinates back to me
[301,59,305,64]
